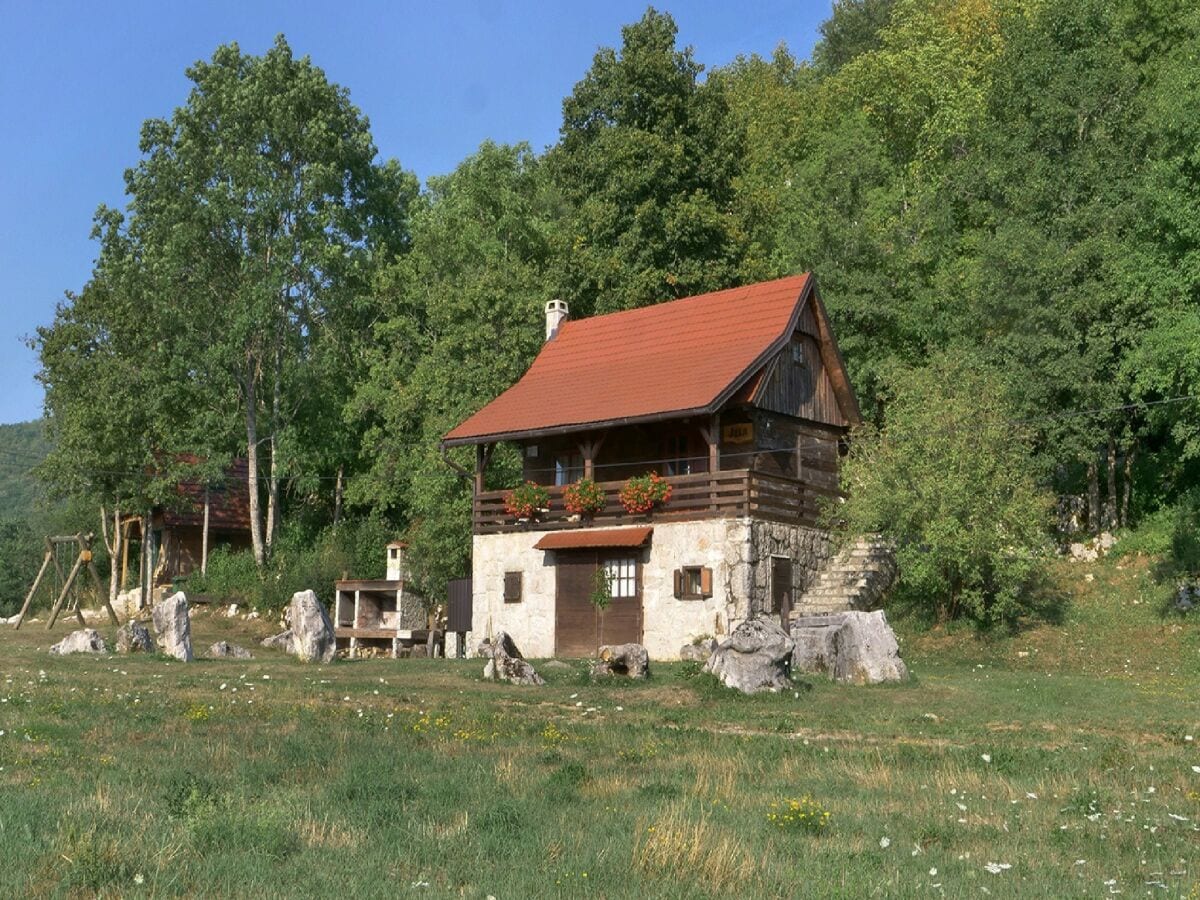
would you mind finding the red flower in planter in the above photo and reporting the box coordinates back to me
[504,481,551,519]
[564,477,605,516]
[618,472,673,514]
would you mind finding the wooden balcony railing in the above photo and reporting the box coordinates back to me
[472,468,841,534]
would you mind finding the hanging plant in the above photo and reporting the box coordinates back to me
[619,472,673,514]
[504,481,551,520]
[563,477,605,516]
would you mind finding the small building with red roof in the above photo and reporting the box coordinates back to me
[443,274,862,659]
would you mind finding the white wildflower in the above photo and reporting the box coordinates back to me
[879,836,891,849]
[984,862,1011,874]
[981,753,992,763]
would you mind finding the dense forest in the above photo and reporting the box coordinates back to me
[15,0,1200,620]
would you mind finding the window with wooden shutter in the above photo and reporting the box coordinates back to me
[677,566,713,601]
[503,571,522,603]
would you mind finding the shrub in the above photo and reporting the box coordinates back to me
[504,481,551,519]
[619,472,672,514]
[835,354,1053,627]
[563,477,605,516]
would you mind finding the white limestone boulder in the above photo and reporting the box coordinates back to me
[704,618,794,694]
[152,592,194,662]
[208,640,253,660]
[49,628,107,655]
[481,631,544,686]
[115,621,156,654]
[592,643,649,678]
[791,610,908,684]
[289,590,336,664]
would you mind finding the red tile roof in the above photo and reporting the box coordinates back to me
[533,526,654,550]
[444,274,815,445]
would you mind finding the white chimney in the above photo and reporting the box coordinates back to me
[545,299,569,340]
[386,541,408,582]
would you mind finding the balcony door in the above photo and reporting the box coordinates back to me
[554,550,642,657]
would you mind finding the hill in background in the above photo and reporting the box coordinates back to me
[0,420,50,514]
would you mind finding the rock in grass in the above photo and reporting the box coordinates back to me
[115,621,156,654]
[591,643,649,678]
[679,639,717,662]
[261,630,295,652]
[791,611,908,684]
[49,628,107,655]
[289,590,336,664]
[541,659,574,672]
[208,640,252,660]
[152,592,193,662]
[481,631,544,686]
[704,617,794,694]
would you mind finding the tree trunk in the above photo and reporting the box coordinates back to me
[100,504,121,604]
[265,344,282,557]
[140,510,153,608]
[1121,445,1135,527]
[201,486,210,576]
[1086,460,1100,535]
[333,464,344,527]
[1104,435,1118,531]
[245,367,266,567]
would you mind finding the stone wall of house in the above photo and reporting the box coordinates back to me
[468,517,833,660]
[746,520,833,617]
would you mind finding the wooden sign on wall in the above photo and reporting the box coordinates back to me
[722,422,754,444]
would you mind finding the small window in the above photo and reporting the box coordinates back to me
[674,566,713,600]
[604,556,637,598]
[503,571,523,603]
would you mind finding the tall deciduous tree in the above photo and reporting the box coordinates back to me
[351,141,555,597]
[119,36,415,564]
[548,8,747,316]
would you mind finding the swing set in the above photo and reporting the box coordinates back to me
[12,533,119,630]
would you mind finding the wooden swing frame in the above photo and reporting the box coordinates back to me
[12,533,120,630]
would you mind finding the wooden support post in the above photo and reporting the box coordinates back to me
[82,533,119,625]
[119,519,131,590]
[68,534,87,628]
[474,443,495,496]
[578,432,607,482]
[13,550,53,630]
[700,415,721,511]
[46,546,87,630]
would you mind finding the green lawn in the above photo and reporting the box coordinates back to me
[1,557,1198,898]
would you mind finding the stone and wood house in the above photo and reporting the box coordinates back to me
[442,273,865,659]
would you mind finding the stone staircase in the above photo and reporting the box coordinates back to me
[796,537,897,615]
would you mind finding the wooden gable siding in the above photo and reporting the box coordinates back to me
[751,331,845,427]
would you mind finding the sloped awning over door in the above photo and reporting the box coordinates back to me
[533,527,653,551]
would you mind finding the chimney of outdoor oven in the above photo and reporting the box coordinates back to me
[386,541,408,582]
[545,298,569,341]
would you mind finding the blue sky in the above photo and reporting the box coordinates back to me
[0,0,830,425]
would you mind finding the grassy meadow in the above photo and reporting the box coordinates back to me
[1,555,1198,898]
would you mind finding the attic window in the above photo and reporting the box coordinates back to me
[791,342,805,364]
[673,566,713,601]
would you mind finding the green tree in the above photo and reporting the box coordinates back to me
[121,35,415,565]
[836,355,1053,626]
[548,8,747,316]
[350,142,556,598]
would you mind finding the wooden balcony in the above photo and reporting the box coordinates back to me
[473,468,841,534]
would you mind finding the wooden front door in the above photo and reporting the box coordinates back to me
[771,556,793,628]
[554,550,642,657]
